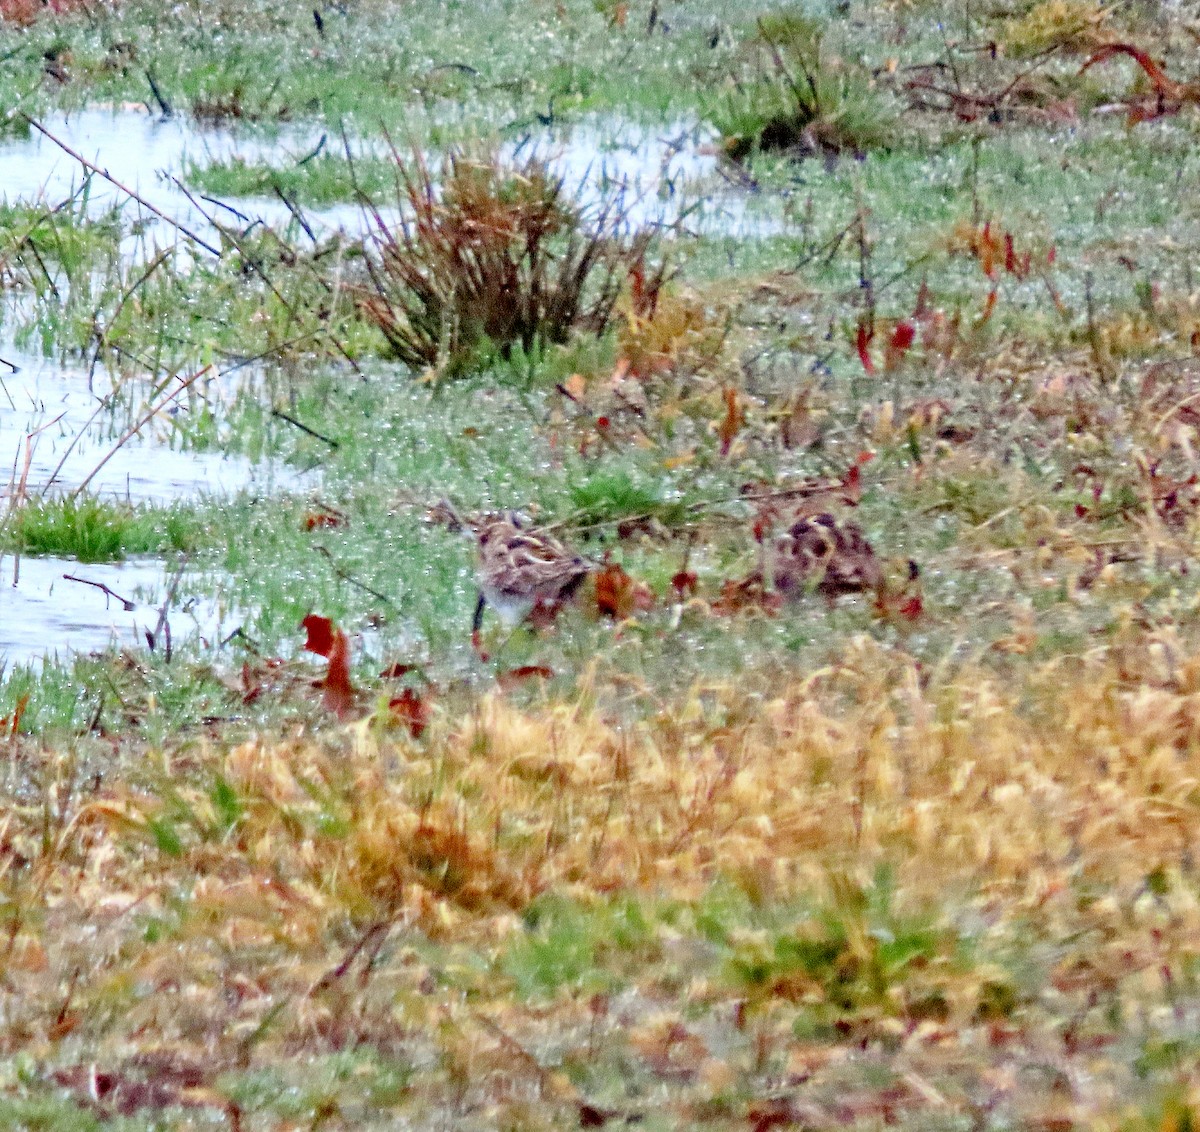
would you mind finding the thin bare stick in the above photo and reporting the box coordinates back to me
[310,917,396,994]
[22,114,222,256]
[62,574,135,611]
[86,245,175,388]
[39,397,111,499]
[68,365,213,501]
[312,544,398,609]
[271,407,339,448]
[147,555,187,661]
[8,413,67,517]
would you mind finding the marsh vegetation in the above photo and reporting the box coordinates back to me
[1,0,1200,1127]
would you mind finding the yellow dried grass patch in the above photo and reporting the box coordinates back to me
[999,0,1114,57]
[5,639,1200,1122]
[87,634,1200,939]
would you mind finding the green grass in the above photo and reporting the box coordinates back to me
[0,0,753,134]
[0,197,122,289]
[3,496,202,562]
[184,151,398,206]
[4,4,1200,1124]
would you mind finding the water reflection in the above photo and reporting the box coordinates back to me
[0,342,290,502]
[0,109,780,247]
[0,553,218,666]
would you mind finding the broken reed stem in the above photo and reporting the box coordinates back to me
[68,365,213,501]
[22,115,222,257]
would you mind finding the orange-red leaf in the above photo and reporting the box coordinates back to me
[717,387,741,457]
[0,693,29,737]
[979,288,998,324]
[301,614,335,658]
[302,511,347,531]
[388,687,428,737]
[595,562,632,618]
[979,221,997,278]
[711,574,782,617]
[322,628,355,719]
[497,665,555,691]
[855,321,875,373]
[594,562,652,619]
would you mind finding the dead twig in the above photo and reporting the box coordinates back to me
[62,574,135,611]
[68,365,214,501]
[146,556,187,661]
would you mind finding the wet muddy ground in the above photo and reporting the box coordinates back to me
[0,107,770,665]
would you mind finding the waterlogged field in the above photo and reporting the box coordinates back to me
[3,0,1200,1128]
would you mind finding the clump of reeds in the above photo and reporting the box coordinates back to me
[357,146,662,376]
[709,13,896,161]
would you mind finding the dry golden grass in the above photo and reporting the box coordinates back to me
[7,632,1200,1125]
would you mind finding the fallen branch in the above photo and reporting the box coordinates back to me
[62,574,135,612]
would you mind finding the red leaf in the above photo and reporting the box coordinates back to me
[671,570,698,597]
[1047,244,1057,266]
[597,416,611,431]
[979,288,998,324]
[240,662,264,705]
[380,662,417,679]
[302,511,347,531]
[1004,232,1017,275]
[301,614,335,658]
[0,693,29,737]
[843,449,874,499]
[855,321,875,373]
[884,320,915,371]
[898,595,924,621]
[890,321,915,352]
[979,221,997,278]
[497,665,555,691]
[388,688,428,737]
[322,628,356,719]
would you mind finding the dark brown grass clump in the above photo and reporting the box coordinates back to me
[357,147,662,375]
